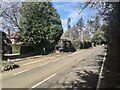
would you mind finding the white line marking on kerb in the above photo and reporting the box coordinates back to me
[38,63,47,67]
[29,74,56,89]
[96,52,107,90]
[13,69,29,76]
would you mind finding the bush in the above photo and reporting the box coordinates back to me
[83,41,92,49]
[72,40,83,50]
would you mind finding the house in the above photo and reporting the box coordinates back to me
[0,30,12,54]
[9,33,21,44]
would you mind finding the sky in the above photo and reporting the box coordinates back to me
[53,2,98,32]
[0,1,98,33]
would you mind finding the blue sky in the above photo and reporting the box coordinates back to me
[1,2,98,33]
[53,2,98,32]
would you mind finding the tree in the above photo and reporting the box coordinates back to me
[71,25,79,40]
[78,1,120,87]
[94,15,101,31]
[87,20,94,33]
[67,18,71,30]
[63,24,79,40]
[86,15,102,44]
[76,17,84,39]
[20,2,63,52]
[1,2,22,33]
[83,29,90,41]
[104,3,120,86]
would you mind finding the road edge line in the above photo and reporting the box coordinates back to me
[96,52,107,90]
[38,63,48,67]
[13,69,29,76]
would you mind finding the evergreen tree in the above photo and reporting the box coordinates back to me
[67,18,71,30]
[20,2,63,51]
[76,17,84,39]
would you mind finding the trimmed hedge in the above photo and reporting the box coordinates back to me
[20,45,34,54]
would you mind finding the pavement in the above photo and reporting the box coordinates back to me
[2,46,106,89]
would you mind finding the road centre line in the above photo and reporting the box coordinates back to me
[29,74,56,89]
[76,58,83,62]
[68,52,79,56]
[13,69,29,76]
[52,58,60,62]
[89,53,91,55]
[21,57,55,66]
[38,63,48,67]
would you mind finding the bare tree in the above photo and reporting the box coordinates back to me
[0,2,22,35]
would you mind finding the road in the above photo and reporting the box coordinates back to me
[2,46,106,89]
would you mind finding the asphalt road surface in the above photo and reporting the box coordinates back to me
[2,46,106,89]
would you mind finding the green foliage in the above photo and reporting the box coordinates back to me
[83,29,90,41]
[86,16,106,44]
[67,18,71,30]
[94,16,100,31]
[64,17,85,41]
[20,2,63,51]
[64,25,79,40]
[72,40,82,49]
[11,44,20,53]
[91,24,106,44]
[76,17,84,30]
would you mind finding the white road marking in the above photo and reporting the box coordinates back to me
[96,52,107,90]
[89,53,91,55]
[38,63,48,67]
[29,74,56,89]
[105,52,107,56]
[52,59,59,62]
[21,61,41,66]
[76,58,83,62]
[68,52,79,56]
[21,57,55,66]
[55,54,61,56]
[13,69,29,76]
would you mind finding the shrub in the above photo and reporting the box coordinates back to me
[72,40,83,50]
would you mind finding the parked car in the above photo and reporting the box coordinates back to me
[55,39,76,52]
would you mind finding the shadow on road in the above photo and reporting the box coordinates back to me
[62,70,98,89]
[96,54,104,67]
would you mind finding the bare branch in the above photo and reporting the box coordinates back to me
[78,2,91,15]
